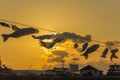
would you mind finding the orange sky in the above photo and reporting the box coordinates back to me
[0,0,120,70]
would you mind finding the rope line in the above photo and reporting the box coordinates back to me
[0,19,56,32]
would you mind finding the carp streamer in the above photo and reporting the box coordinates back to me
[0,19,120,61]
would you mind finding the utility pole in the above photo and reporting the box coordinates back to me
[0,54,2,69]
[61,60,64,69]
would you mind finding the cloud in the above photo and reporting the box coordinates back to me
[47,57,64,63]
[47,50,69,63]
[105,41,119,49]
[72,57,80,61]
[47,54,54,57]
[80,59,111,74]
[77,60,109,74]
[52,50,69,57]
[42,64,53,70]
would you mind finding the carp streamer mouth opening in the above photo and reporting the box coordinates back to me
[35,29,39,33]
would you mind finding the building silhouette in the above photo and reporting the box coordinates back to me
[69,63,79,72]
[0,56,13,75]
[53,67,69,76]
[13,70,47,76]
[79,65,103,76]
[107,64,120,76]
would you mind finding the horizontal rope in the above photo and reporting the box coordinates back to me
[0,19,56,32]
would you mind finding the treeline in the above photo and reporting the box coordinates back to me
[1,75,120,80]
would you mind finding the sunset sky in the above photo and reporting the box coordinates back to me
[0,0,120,70]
